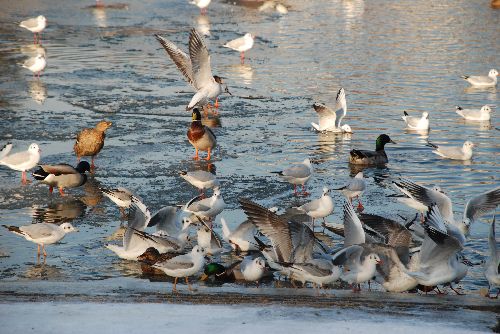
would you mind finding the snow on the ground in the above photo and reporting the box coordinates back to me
[0,302,493,333]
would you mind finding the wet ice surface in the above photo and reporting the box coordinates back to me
[0,0,498,300]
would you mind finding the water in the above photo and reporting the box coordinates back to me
[0,0,498,293]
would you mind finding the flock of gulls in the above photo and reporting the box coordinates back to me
[2,2,499,299]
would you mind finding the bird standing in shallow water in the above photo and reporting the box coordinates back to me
[0,143,41,184]
[187,108,217,161]
[32,161,91,196]
[19,15,47,45]
[349,134,396,165]
[74,120,112,170]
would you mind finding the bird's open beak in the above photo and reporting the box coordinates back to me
[199,273,209,281]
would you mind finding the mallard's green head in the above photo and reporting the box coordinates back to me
[376,134,396,151]
[192,108,202,121]
[204,263,226,276]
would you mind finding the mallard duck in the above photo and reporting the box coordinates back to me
[137,247,179,276]
[74,120,112,169]
[187,108,216,160]
[32,161,91,196]
[349,134,396,165]
[200,261,243,283]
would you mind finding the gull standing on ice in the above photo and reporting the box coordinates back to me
[3,222,78,258]
[455,105,493,121]
[184,187,225,221]
[179,168,219,196]
[427,140,475,161]
[485,216,500,298]
[295,187,334,228]
[271,158,313,196]
[240,256,266,284]
[223,33,255,64]
[461,69,498,87]
[334,172,366,210]
[0,143,41,184]
[154,29,231,112]
[19,54,46,78]
[153,245,206,293]
[402,111,429,131]
[311,88,352,133]
[19,15,47,44]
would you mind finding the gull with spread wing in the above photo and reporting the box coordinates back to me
[311,88,352,133]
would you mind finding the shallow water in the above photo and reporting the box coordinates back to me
[0,0,498,293]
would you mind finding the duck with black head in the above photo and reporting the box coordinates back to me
[349,134,396,165]
[187,108,217,161]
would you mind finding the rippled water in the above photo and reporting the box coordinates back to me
[0,0,498,292]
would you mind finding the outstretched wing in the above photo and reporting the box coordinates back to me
[333,88,347,128]
[189,28,214,90]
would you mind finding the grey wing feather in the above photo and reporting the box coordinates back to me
[154,34,197,89]
[293,262,332,277]
[333,88,347,128]
[189,28,214,90]
[0,143,12,160]
[331,245,364,266]
[343,201,365,247]
[1,151,32,165]
[22,57,37,68]
[464,187,500,222]
[148,206,180,235]
[360,214,412,248]
[282,164,310,179]
[20,224,56,239]
[20,17,38,28]
[232,220,256,239]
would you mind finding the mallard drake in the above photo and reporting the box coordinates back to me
[200,261,243,283]
[32,161,91,196]
[349,134,396,165]
[187,108,216,160]
[74,120,112,169]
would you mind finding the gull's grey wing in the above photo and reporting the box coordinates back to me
[1,150,34,165]
[239,198,293,262]
[22,57,37,68]
[393,178,453,222]
[189,28,214,90]
[466,75,495,85]
[360,214,412,248]
[464,187,500,223]
[124,202,149,249]
[231,220,257,240]
[132,228,182,250]
[0,143,12,160]
[282,164,310,179]
[20,223,56,239]
[224,36,246,50]
[435,146,467,160]
[292,262,332,277]
[148,206,180,236]
[313,103,337,130]
[186,170,217,182]
[289,221,315,262]
[20,17,39,29]
[157,256,194,271]
[490,216,498,261]
[331,244,364,266]
[298,197,322,213]
[187,200,211,213]
[343,201,365,247]
[154,34,196,89]
[333,88,347,128]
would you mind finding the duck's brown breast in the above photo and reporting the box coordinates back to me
[74,129,106,157]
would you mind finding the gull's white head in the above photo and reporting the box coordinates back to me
[422,111,429,119]
[191,245,205,255]
[244,33,254,40]
[480,105,492,113]
[254,257,266,268]
[60,223,78,233]
[303,158,311,165]
[463,141,475,150]
[322,187,330,195]
[38,15,47,23]
[367,253,382,265]
[212,187,221,198]
[28,143,41,153]
[341,124,353,133]
[488,69,499,78]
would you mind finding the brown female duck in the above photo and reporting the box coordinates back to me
[187,108,216,160]
[74,120,112,169]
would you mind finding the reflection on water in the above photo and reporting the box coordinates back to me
[196,15,210,36]
[28,80,47,104]
[227,64,254,86]
[342,0,364,30]
[31,198,87,224]
[80,176,104,208]
[93,8,108,28]
[202,115,221,128]
[404,129,429,140]
[23,263,65,280]
[20,44,46,58]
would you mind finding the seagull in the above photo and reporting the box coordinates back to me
[100,187,134,216]
[286,257,341,291]
[341,200,366,247]
[332,245,382,292]
[196,220,223,255]
[402,111,429,131]
[221,217,258,252]
[106,201,189,261]
[392,181,443,223]
[19,15,47,44]
[183,187,225,221]
[240,256,266,284]
[0,143,41,184]
[406,205,469,291]
[223,33,255,63]
[485,216,499,298]
[334,172,366,211]
[190,0,211,15]
[154,29,231,112]
[179,169,219,196]
[19,54,46,78]
[311,88,352,133]
[455,105,493,121]
[32,161,91,196]
[427,140,475,161]
[153,245,206,293]
[3,222,78,258]
[392,178,500,236]
[271,158,313,196]
[461,69,498,87]
[295,187,334,228]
